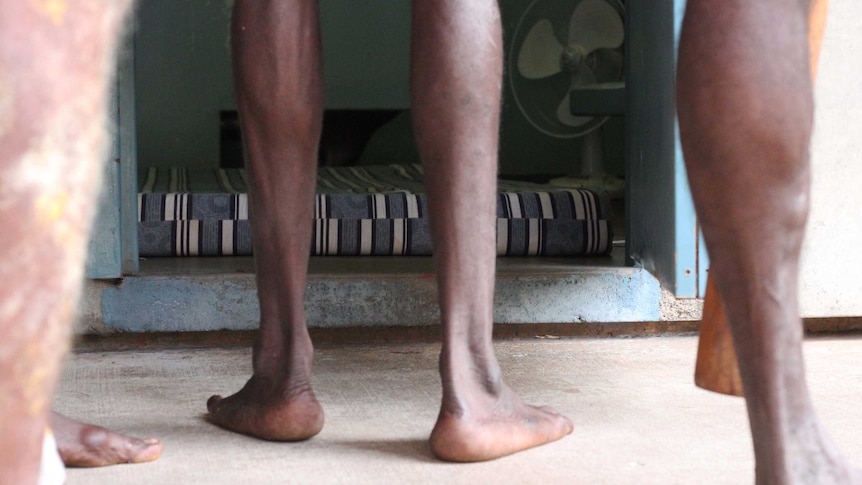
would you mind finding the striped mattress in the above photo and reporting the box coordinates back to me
[138,164,613,257]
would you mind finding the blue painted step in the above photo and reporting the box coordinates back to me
[102,252,660,332]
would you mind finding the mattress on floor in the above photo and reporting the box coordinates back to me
[137,164,613,257]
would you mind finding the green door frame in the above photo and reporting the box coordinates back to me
[626,0,704,298]
[86,32,139,279]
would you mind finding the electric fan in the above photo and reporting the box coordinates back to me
[501,0,625,193]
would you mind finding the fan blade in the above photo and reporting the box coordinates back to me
[558,67,596,127]
[568,0,624,54]
[518,19,564,79]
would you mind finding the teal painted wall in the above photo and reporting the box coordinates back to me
[134,0,412,169]
[135,0,235,169]
[133,0,624,177]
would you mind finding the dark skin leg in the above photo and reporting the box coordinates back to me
[52,412,161,467]
[0,1,142,482]
[206,0,325,441]
[678,0,861,483]
[411,0,573,462]
[208,0,572,459]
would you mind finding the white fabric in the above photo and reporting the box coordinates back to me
[38,429,66,485]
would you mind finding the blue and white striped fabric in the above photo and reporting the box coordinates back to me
[137,164,613,257]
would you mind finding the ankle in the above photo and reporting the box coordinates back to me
[754,413,851,485]
[252,329,313,370]
[439,346,504,401]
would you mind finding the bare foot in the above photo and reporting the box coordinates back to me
[776,454,862,485]
[764,419,862,485]
[430,383,573,462]
[51,412,162,467]
[207,374,324,441]
[803,466,862,485]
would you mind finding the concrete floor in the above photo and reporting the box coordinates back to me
[55,335,862,485]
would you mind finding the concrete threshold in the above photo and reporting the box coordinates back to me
[96,248,663,333]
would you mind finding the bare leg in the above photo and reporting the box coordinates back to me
[411,0,573,462]
[678,1,861,483]
[206,0,324,441]
[51,412,161,467]
[0,1,132,482]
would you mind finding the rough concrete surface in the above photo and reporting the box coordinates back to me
[659,287,703,321]
[55,335,862,485]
